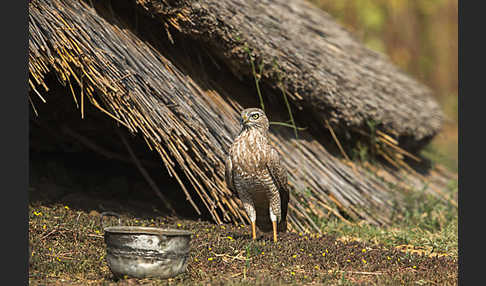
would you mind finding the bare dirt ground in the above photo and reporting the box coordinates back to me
[28,147,457,285]
[29,190,457,285]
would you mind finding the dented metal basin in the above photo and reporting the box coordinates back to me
[103,226,192,279]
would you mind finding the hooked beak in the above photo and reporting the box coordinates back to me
[241,114,249,125]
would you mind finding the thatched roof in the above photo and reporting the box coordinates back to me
[136,0,443,149]
[29,0,455,232]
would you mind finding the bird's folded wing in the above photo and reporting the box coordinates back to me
[266,148,290,210]
[225,155,235,193]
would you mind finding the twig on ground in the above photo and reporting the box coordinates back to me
[339,270,383,275]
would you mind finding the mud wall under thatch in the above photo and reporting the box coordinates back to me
[29,0,456,232]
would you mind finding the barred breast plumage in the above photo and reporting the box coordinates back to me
[225,108,289,241]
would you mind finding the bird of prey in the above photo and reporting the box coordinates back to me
[225,108,289,242]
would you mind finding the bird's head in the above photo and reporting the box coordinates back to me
[240,108,269,131]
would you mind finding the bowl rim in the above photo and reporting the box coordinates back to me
[104,226,193,236]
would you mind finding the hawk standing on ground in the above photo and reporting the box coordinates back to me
[225,108,290,242]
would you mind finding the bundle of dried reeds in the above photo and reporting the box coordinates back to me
[29,0,455,232]
[136,0,443,150]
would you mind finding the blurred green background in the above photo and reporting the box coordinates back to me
[310,0,458,171]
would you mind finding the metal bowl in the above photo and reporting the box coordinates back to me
[102,213,192,279]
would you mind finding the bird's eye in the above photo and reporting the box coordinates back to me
[251,113,259,120]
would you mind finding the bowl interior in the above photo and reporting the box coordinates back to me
[103,226,192,236]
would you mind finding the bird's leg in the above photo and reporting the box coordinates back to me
[269,208,278,242]
[251,221,257,240]
[272,221,277,242]
[269,190,281,243]
[240,193,257,240]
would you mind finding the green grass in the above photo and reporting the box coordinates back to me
[29,151,458,285]
[29,188,458,285]
[318,183,458,258]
